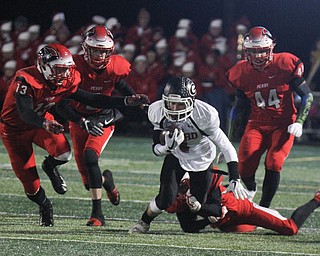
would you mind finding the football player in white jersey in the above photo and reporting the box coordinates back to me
[129,76,248,234]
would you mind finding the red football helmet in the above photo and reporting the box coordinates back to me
[37,44,76,93]
[82,25,114,69]
[243,26,275,71]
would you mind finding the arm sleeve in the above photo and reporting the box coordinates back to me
[15,93,45,128]
[290,77,314,124]
[198,189,222,217]
[227,89,250,141]
[55,99,83,123]
[114,79,136,96]
[70,88,126,108]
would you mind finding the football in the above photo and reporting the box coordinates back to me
[159,126,182,145]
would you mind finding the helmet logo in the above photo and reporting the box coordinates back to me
[185,77,196,97]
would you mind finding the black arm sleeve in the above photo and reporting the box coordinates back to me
[197,188,222,217]
[227,89,250,141]
[69,88,126,108]
[176,210,211,233]
[55,99,83,123]
[290,77,314,124]
[227,161,240,181]
[114,79,135,96]
[15,93,45,128]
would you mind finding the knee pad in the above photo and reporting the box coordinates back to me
[55,151,72,162]
[83,149,101,189]
[83,149,99,165]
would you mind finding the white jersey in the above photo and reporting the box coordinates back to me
[148,99,238,172]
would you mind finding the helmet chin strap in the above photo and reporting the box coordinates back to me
[47,80,58,91]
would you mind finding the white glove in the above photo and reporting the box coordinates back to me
[287,122,303,137]
[208,206,228,223]
[186,190,201,212]
[164,128,184,151]
[226,179,249,200]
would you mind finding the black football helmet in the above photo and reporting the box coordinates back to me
[162,76,196,122]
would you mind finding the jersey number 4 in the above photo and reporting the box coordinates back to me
[254,89,280,109]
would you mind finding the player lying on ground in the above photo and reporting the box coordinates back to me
[166,169,319,235]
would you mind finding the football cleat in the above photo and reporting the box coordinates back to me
[128,219,150,234]
[102,169,120,205]
[107,187,120,206]
[86,215,105,227]
[314,190,320,203]
[42,161,67,195]
[39,201,53,227]
[247,189,257,202]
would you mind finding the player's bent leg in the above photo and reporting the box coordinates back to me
[260,170,280,207]
[42,154,69,194]
[290,190,320,232]
[102,169,120,206]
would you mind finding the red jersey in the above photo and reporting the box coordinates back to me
[70,54,131,115]
[1,66,80,131]
[226,53,304,124]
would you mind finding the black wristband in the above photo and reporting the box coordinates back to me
[227,161,240,181]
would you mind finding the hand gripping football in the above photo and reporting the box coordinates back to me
[159,126,180,145]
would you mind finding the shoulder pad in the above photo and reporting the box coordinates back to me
[110,55,131,77]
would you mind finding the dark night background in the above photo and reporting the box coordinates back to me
[2,0,320,73]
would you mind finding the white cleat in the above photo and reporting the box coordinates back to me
[128,219,150,234]
[247,189,257,202]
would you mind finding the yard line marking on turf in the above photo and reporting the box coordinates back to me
[0,236,318,255]
[286,156,320,162]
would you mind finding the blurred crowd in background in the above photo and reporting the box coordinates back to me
[0,8,319,141]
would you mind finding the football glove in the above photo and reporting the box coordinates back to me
[186,190,201,212]
[124,94,150,106]
[287,122,303,137]
[165,128,185,151]
[208,206,228,223]
[226,179,248,200]
[79,118,104,137]
[42,119,64,134]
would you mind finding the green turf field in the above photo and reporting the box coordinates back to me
[0,135,319,256]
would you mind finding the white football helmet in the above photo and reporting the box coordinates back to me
[243,26,275,71]
[37,44,76,93]
[82,25,114,69]
[162,76,196,122]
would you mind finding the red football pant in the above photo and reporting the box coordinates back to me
[217,192,298,235]
[0,123,71,194]
[69,122,114,186]
[238,122,294,178]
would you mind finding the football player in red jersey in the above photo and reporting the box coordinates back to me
[167,171,320,235]
[0,44,149,227]
[226,26,314,207]
[56,25,138,227]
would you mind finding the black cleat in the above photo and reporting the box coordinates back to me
[86,215,105,226]
[39,201,53,227]
[102,169,120,205]
[42,161,67,194]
